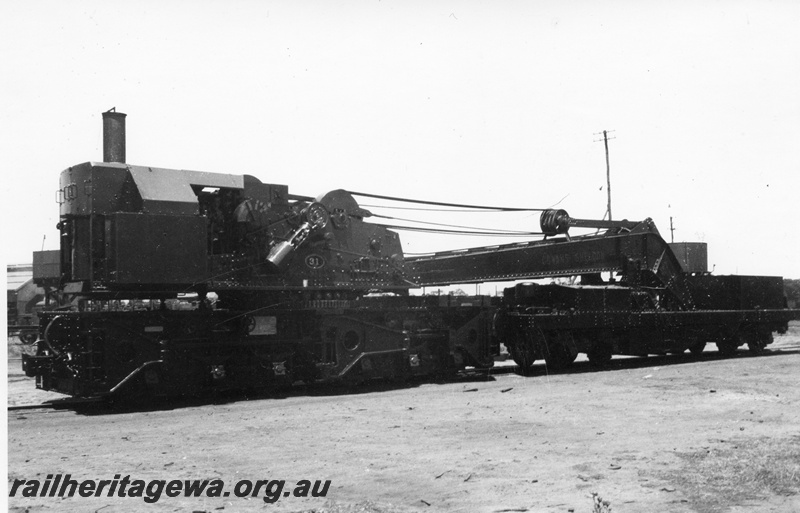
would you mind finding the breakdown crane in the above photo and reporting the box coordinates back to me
[21,112,799,398]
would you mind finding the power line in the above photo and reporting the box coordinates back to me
[670,216,675,243]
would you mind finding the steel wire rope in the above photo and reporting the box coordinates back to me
[360,204,505,212]
[372,224,545,237]
[369,212,541,235]
[346,190,548,212]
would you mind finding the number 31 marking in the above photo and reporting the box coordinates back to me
[305,254,325,269]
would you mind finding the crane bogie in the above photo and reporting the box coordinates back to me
[25,295,496,398]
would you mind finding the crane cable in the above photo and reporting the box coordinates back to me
[373,224,545,236]
[369,212,539,234]
[348,190,547,236]
[346,190,547,212]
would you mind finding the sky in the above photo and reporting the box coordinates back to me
[2,0,799,279]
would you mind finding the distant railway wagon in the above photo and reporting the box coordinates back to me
[7,253,59,344]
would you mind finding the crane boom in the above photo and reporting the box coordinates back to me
[406,214,694,309]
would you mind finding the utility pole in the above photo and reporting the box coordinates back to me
[670,216,675,243]
[594,130,615,221]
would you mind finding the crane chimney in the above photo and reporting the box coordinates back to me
[102,108,127,163]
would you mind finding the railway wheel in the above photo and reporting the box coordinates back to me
[19,330,38,344]
[587,341,613,366]
[689,341,706,356]
[716,339,738,356]
[509,332,537,374]
[747,330,772,355]
[544,345,577,370]
[543,333,578,371]
[511,344,536,373]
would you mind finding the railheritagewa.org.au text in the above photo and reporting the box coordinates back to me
[9,474,331,504]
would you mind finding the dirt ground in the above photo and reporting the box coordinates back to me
[6,323,800,513]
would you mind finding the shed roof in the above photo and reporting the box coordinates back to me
[7,264,33,292]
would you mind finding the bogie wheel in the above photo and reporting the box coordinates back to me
[716,339,738,356]
[747,330,772,355]
[689,341,706,356]
[543,334,578,371]
[544,346,577,371]
[509,333,537,374]
[511,346,536,374]
[587,342,613,366]
[20,331,38,344]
